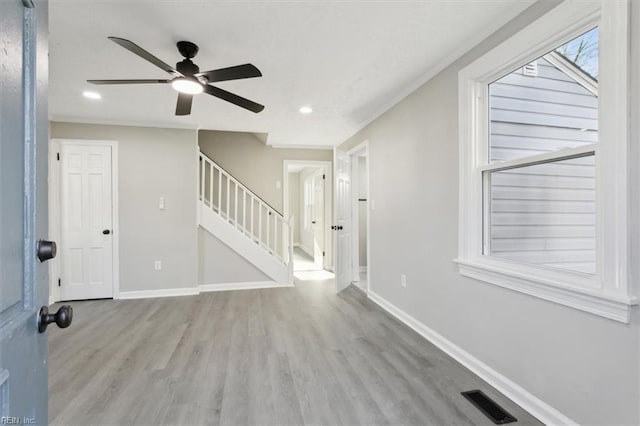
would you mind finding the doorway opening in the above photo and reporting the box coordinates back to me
[350,147,369,293]
[283,160,333,281]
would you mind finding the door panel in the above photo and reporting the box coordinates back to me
[0,1,49,423]
[0,0,25,316]
[60,143,113,300]
[334,149,352,292]
[312,170,325,267]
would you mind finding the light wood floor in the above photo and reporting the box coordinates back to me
[49,279,541,426]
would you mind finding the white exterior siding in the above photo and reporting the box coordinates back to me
[488,56,597,274]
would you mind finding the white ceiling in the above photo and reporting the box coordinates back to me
[49,0,533,148]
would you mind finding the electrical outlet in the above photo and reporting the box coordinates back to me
[401,274,407,288]
[154,260,162,271]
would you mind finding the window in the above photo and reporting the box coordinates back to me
[457,1,636,322]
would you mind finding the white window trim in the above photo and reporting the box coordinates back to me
[456,0,637,323]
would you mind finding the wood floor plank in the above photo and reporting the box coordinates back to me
[49,281,543,426]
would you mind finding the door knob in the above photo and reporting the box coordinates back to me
[102,229,111,235]
[312,221,316,224]
[37,305,73,333]
[36,240,56,262]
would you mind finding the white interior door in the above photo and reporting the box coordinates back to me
[334,149,352,292]
[312,169,325,267]
[60,142,114,300]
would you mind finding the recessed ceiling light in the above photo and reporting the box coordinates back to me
[299,106,313,114]
[83,91,102,100]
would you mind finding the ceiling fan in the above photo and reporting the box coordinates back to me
[88,37,264,115]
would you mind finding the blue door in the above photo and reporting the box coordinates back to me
[0,1,55,424]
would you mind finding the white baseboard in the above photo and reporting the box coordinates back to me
[293,243,300,248]
[367,290,576,426]
[118,281,292,300]
[359,266,367,273]
[199,281,291,292]
[119,287,200,300]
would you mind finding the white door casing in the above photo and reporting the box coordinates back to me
[334,148,352,292]
[312,169,325,267]
[59,142,115,300]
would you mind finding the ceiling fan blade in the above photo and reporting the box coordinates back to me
[196,64,262,83]
[88,79,171,85]
[108,37,182,78]
[204,85,264,113]
[175,92,193,116]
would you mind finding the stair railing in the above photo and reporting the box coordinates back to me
[198,151,293,266]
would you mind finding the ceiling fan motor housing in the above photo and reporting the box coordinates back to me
[176,59,199,76]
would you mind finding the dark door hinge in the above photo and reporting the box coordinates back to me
[322,174,325,180]
[323,251,325,256]
[57,152,60,161]
[58,278,61,287]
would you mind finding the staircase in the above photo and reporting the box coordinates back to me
[198,151,294,285]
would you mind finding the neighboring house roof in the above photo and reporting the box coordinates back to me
[543,51,598,96]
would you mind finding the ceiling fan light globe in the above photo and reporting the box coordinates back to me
[172,78,203,95]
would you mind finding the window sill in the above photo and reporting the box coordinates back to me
[454,258,638,323]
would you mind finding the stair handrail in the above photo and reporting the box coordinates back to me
[199,152,284,219]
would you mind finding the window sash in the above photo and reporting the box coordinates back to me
[482,151,596,272]
[477,145,596,174]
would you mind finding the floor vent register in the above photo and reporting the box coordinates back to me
[461,390,517,424]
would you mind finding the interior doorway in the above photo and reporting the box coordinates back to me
[283,160,333,280]
[348,141,369,293]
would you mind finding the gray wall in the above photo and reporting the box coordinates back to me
[197,228,270,284]
[198,130,332,214]
[337,2,639,425]
[50,122,198,292]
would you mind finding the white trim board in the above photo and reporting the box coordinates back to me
[367,290,577,426]
[119,287,199,300]
[199,281,291,293]
[119,281,290,300]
